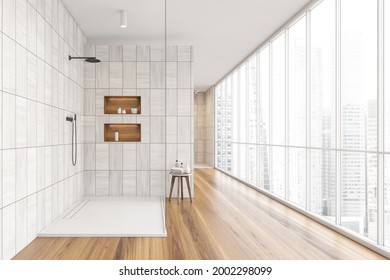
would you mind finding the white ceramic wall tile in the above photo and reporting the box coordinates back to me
[36,147,44,192]
[150,46,165,61]
[166,62,177,89]
[2,204,16,260]
[95,116,109,143]
[44,105,52,145]
[178,89,191,116]
[83,171,95,196]
[52,0,59,32]
[137,62,150,89]
[3,36,16,94]
[123,171,136,195]
[150,62,165,89]
[0,35,2,92]
[51,183,59,222]
[109,171,122,195]
[44,147,52,188]
[84,63,95,88]
[137,45,150,61]
[123,62,136,88]
[109,62,123,88]
[36,14,45,60]
[84,89,95,115]
[166,144,177,170]
[123,143,136,170]
[178,144,191,168]
[15,148,27,200]
[96,171,109,196]
[96,45,109,61]
[27,148,37,195]
[36,190,45,232]
[123,45,136,61]
[44,22,52,65]
[136,171,150,196]
[96,62,109,88]
[16,97,27,148]
[36,58,45,103]
[166,46,178,62]
[3,0,16,39]
[84,144,96,170]
[16,0,27,48]
[95,89,109,115]
[2,149,15,207]
[137,144,150,170]
[51,70,59,107]
[84,116,95,143]
[16,45,28,98]
[44,64,52,105]
[178,46,191,61]
[150,144,165,170]
[44,187,52,226]
[137,89,150,115]
[84,44,95,57]
[150,171,165,196]
[44,0,52,24]
[0,151,2,208]
[36,103,44,146]
[150,116,165,143]
[27,53,37,100]
[15,198,27,253]
[166,89,178,116]
[166,117,177,143]
[2,92,16,149]
[138,116,150,143]
[150,89,165,115]
[109,143,123,171]
[0,208,3,259]
[178,117,191,143]
[178,62,191,89]
[110,45,123,61]
[27,194,37,243]
[96,144,109,170]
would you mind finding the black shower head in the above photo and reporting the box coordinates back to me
[85,57,101,63]
[69,55,101,63]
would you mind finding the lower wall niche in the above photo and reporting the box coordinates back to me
[104,124,141,142]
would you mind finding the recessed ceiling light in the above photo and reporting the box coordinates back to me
[120,10,127,28]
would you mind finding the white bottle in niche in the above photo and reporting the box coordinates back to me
[117,107,122,114]
[185,164,190,174]
[115,131,119,142]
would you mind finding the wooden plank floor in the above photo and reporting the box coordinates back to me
[13,168,386,260]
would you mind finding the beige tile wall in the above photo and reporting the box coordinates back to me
[194,87,214,166]
[83,45,194,198]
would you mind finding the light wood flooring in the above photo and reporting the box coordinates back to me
[13,168,386,260]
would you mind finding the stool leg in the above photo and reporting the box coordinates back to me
[181,177,184,200]
[185,176,192,203]
[169,176,175,202]
[177,176,181,204]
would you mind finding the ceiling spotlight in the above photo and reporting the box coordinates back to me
[120,10,127,28]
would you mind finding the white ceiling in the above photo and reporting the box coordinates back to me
[62,0,312,91]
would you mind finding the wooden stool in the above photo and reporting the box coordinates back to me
[168,173,192,204]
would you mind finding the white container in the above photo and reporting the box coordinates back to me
[117,107,122,114]
[122,109,127,114]
[185,164,190,174]
[115,131,119,142]
[131,108,138,114]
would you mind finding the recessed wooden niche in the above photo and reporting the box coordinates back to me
[104,124,141,142]
[104,96,141,114]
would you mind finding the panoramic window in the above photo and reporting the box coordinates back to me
[215,0,388,252]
